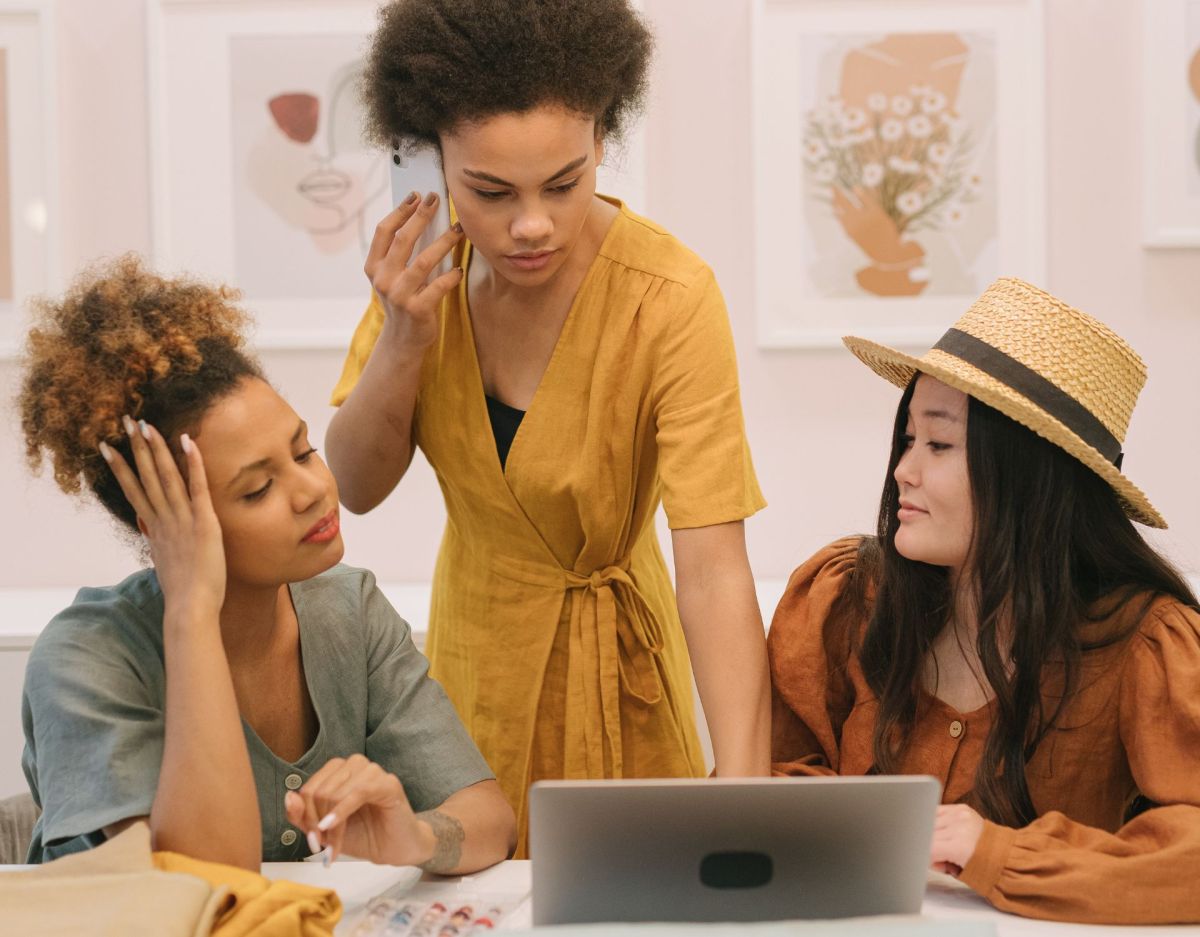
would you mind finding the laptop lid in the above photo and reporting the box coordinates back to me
[529,776,941,925]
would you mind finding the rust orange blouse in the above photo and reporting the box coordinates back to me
[769,538,1200,925]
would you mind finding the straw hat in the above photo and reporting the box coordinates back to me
[843,276,1165,528]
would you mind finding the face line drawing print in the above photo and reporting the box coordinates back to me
[232,35,399,298]
[265,64,388,251]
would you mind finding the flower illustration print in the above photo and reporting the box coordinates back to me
[897,191,924,215]
[908,115,933,139]
[880,118,905,142]
[921,91,947,114]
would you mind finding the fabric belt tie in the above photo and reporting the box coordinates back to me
[562,564,666,778]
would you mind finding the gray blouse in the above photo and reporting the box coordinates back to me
[20,564,494,863]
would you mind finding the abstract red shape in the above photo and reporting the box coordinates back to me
[268,93,320,143]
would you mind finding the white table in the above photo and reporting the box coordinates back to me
[262,860,1200,936]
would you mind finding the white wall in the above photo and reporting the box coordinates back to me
[1,0,1198,598]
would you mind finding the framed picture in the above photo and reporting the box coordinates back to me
[148,0,388,349]
[0,0,57,356]
[751,0,1046,348]
[148,0,650,351]
[1143,0,1200,248]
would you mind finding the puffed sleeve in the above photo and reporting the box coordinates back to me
[359,573,495,812]
[769,538,864,777]
[959,601,1200,924]
[21,590,166,861]
[650,266,766,529]
[330,294,386,407]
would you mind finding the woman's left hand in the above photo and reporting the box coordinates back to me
[929,803,985,876]
[284,754,433,866]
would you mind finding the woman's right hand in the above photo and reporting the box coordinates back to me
[365,192,465,353]
[100,418,226,619]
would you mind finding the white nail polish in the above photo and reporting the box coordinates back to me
[180,433,192,454]
[307,831,321,855]
[98,441,113,463]
[323,847,332,868]
[139,419,151,440]
[122,415,135,436]
[317,812,337,832]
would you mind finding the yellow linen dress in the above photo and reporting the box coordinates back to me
[332,200,765,856]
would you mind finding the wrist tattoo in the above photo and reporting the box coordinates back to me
[417,809,465,873]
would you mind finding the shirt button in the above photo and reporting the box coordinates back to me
[280,829,298,846]
[285,773,303,791]
[949,720,964,739]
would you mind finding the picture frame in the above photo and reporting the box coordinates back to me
[0,0,58,357]
[147,0,388,350]
[147,0,649,351]
[1142,0,1200,248]
[751,0,1046,349]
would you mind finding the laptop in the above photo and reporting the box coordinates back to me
[529,776,941,925]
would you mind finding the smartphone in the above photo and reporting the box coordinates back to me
[389,142,453,275]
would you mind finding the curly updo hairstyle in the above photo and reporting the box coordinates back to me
[19,254,263,533]
[361,0,654,151]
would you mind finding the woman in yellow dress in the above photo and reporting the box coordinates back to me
[328,0,769,854]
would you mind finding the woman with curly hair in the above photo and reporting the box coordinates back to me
[770,279,1200,924]
[327,0,770,852]
[18,256,515,869]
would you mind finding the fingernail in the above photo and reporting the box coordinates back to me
[122,415,136,436]
[404,191,419,205]
[180,433,192,454]
[307,830,321,855]
[423,191,438,207]
[454,266,465,278]
[138,420,151,440]
[451,221,463,234]
[323,847,332,868]
[317,812,337,831]
[98,441,113,463]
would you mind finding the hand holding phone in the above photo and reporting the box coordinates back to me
[389,143,452,275]
[366,182,463,354]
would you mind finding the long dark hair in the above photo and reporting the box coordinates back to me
[856,377,1196,826]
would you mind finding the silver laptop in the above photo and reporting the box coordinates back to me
[529,776,941,925]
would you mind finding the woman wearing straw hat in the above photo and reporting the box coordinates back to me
[769,277,1200,924]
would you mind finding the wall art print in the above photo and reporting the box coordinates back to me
[1188,1,1200,197]
[751,0,1045,348]
[1143,0,1200,246]
[799,32,997,300]
[229,34,388,301]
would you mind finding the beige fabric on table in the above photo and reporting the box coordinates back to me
[0,791,39,864]
[0,822,228,937]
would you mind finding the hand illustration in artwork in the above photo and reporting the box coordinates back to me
[832,186,928,297]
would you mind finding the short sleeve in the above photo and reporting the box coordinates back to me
[360,576,494,812]
[651,267,766,529]
[330,294,386,407]
[769,538,864,776]
[22,594,165,861]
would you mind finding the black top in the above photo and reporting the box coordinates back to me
[485,394,526,470]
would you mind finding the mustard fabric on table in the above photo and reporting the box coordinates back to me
[332,199,765,855]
